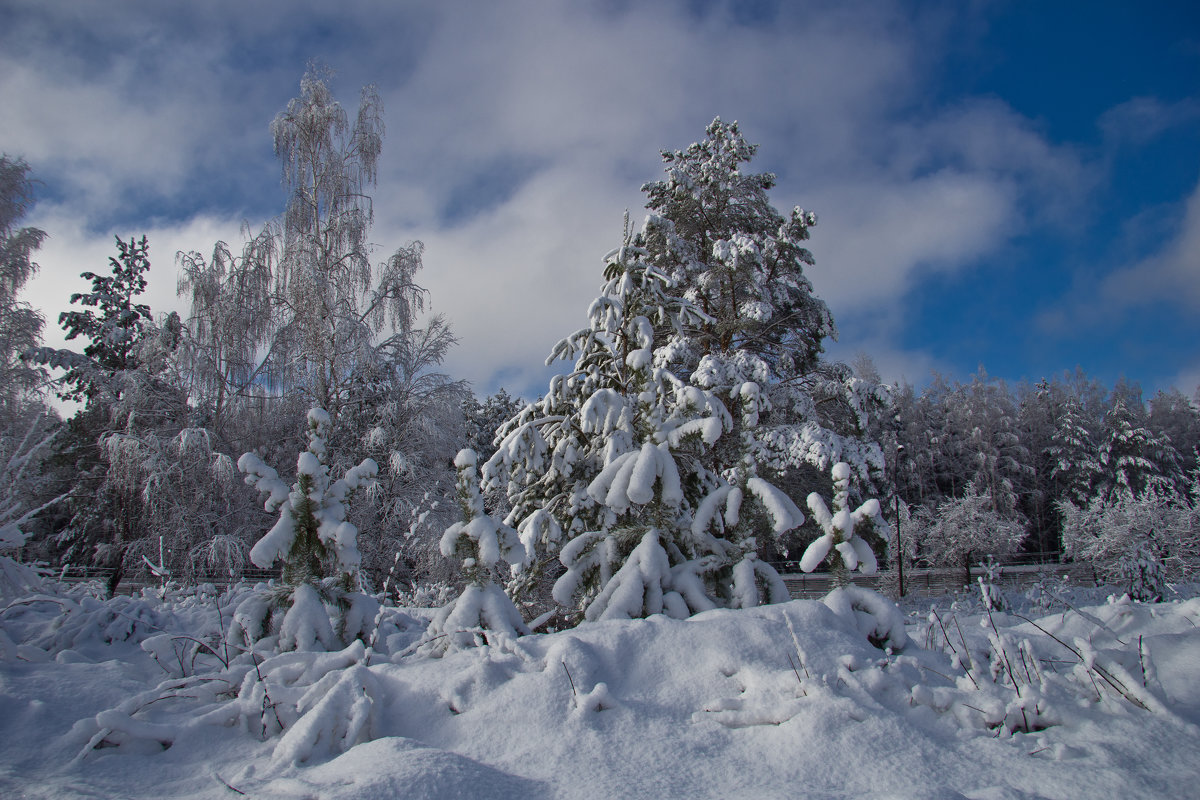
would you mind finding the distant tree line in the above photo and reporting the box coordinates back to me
[888,368,1199,594]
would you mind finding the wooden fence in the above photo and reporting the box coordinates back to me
[780,560,1101,600]
[55,565,280,593]
[49,559,1128,601]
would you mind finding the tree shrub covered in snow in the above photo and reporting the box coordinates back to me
[1060,481,1198,598]
[231,409,380,651]
[800,461,882,586]
[423,449,530,654]
[908,482,1027,585]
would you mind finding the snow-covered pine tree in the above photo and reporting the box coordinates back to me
[636,118,886,568]
[423,449,530,653]
[486,120,895,617]
[484,217,802,623]
[232,408,379,651]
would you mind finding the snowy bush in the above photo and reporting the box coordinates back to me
[422,449,530,654]
[1061,483,1198,595]
[799,461,882,586]
[907,483,1027,585]
[1118,544,1166,603]
[977,556,1008,612]
[918,596,1177,737]
[70,637,388,766]
[821,585,908,651]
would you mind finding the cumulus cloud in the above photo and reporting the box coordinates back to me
[3,0,1093,397]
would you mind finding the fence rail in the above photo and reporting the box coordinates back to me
[779,560,1100,600]
[45,557,1174,601]
[54,565,281,592]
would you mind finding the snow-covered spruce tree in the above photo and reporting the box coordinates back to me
[485,220,802,623]
[44,236,154,404]
[637,118,886,511]
[422,449,529,654]
[232,408,379,651]
[1095,397,1179,503]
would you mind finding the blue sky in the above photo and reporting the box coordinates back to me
[2,0,1198,402]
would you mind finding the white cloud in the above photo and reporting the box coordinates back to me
[1100,179,1200,310]
[1099,97,1200,147]
[1168,362,1200,399]
[808,171,1018,316]
[24,207,253,354]
[4,0,1093,399]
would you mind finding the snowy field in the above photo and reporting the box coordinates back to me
[1,559,1198,800]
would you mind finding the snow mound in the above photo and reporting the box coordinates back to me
[4,579,1200,799]
[260,736,548,799]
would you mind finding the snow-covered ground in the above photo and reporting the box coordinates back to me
[1,559,1198,800]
